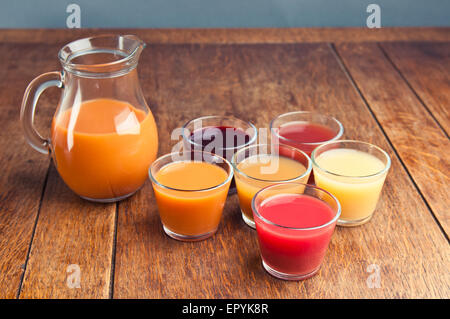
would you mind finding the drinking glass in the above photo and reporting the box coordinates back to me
[252,183,341,280]
[149,150,233,241]
[270,111,343,156]
[312,140,391,226]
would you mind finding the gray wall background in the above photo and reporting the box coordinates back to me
[0,0,449,28]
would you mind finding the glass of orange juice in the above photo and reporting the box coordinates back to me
[312,140,391,226]
[149,150,233,241]
[232,144,312,229]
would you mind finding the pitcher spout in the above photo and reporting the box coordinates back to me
[58,34,146,78]
[123,34,146,62]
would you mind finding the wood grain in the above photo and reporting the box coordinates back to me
[112,43,450,298]
[335,42,450,235]
[0,43,55,298]
[0,27,449,45]
[380,42,450,135]
[19,165,116,298]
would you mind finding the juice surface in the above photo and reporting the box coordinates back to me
[254,194,336,275]
[51,98,158,200]
[237,154,306,181]
[278,122,336,144]
[258,194,335,228]
[155,161,229,191]
[189,126,251,154]
[152,161,230,236]
[315,148,385,176]
[314,148,387,222]
[277,122,336,156]
[235,155,309,224]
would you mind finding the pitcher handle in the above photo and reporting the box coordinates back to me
[20,71,63,154]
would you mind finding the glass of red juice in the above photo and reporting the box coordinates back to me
[270,111,343,184]
[182,116,258,193]
[252,183,341,280]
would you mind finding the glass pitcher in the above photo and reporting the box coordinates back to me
[20,35,159,202]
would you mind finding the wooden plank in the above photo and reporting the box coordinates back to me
[19,165,116,299]
[0,27,449,45]
[0,43,116,299]
[0,106,47,299]
[380,42,450,135]
[335,42,450,236]
[113,43,450,298]
[0,43,55,298]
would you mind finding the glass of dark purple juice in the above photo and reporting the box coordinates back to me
[182,116,258,194]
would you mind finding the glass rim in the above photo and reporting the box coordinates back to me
[251,182,341,231]
[58,34,145,71]
[270,111,344,146]
[311,139,392,179]
[231,143,312,183]
[148,150,234,192]
[181,115,258,151]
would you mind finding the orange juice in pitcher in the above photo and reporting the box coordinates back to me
[21,35,158,202]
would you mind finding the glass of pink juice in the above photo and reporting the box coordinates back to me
[252,183,341,280]
[270,111,343,184]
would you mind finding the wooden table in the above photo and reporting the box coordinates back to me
[0,28,449,299]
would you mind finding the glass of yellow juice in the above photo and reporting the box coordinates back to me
[232,144,312,229]
[311,140,391,227]
[149,150,233,241]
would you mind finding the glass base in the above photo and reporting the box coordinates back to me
[262,260,320,281]
[338,214,373,227]
[163,225,217,242]
[80,191,136,203]
[241,210,255,229]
